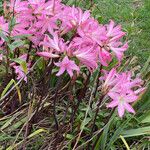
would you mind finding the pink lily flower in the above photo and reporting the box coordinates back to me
[40,33,66,53]
[78,18,107,44]
[106,20,125,37]
[101,69,144,117]
[35,15,58,34]
[70,37,98,71]
[55,56,80,77]
[60,6,90,34]
[73,47,98,72]
[102,68,117,88]
[98,47,112,66]
[107,92,136,118]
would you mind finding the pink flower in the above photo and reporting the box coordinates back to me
[101,69,144,117]
[28,0,61,16]
[59,6,90,34]
[78,18,107,44]
[40,33,66,53]
[105,20,128,62]
[0,16,8,34]
[109,42,128,61]
[29,32,44,46]
[35,15,58,34]
[107,92,136,118]
[106,20,125,37]
[73,46,98,72]
[69,37,98,71]
[95,20,128,66]
[101,68,117,89]
[98,47,112,66]
[55,56,79,77]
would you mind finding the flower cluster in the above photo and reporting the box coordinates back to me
[1,0,128,77]
[101,69,145,117]
[0,0,145,117]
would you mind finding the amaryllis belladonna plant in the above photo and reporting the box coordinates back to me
[0,0,145,120]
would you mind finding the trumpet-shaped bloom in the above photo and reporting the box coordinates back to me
[55,56,79,77]
[102,68,117,88]
[40,33,65,53]
[70,37,98,71]
[59,6,90,34]
[73,47,98,72]
[107,92,136,118]
[98,47,112,66]
[35,15,58,34]
[78,18,107,44]
[101,69,144,117]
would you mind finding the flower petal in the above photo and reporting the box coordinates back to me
[118,103,125,118]
[124,103,135,114]
[107,100,118,108]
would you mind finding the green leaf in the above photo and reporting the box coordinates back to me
[9,117,27,130]
[141,56,150,77]
[8,40,25,51]
[1,79,14,99]
[12,79,22,103]
[12,58,28,74]
[80,117,91,130]
[122,126,150,137]
[20,61,28,74]
[139,111,150,123]
[0,31,9,43]
[95,111,116,150]
[0,133,13,142]
[9,17,16,32]
[37,57,45,70]
[65,134,75,140]
[28,128,47,139]
[120,135,130,150]
[107,117,133,149]
[12,34,31,40]
[1,79,22,103]
[1,117,15,130]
